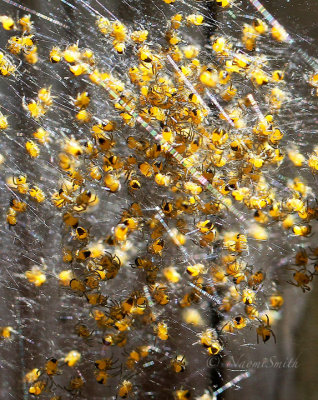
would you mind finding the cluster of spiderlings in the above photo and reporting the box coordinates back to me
[1,0,318,399]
